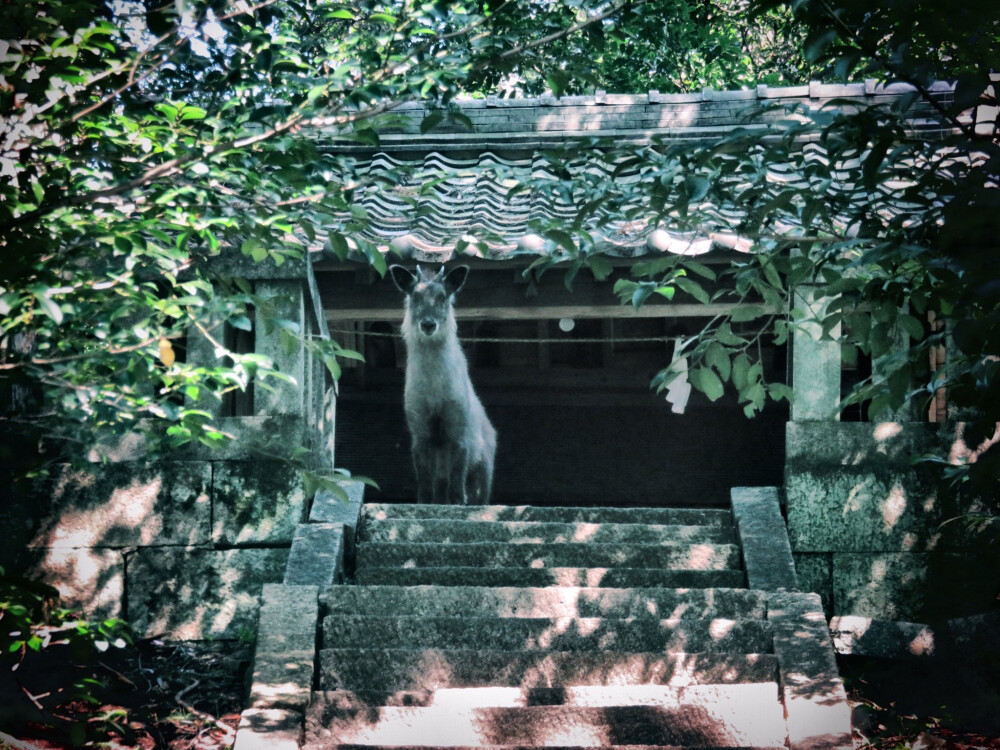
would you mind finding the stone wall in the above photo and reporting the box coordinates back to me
[785,421,999,622]
[3,416,316,640]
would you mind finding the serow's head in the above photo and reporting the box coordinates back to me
[390,264,469,340]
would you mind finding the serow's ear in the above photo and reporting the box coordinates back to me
[442,265,470,296]
[389,265,417,294]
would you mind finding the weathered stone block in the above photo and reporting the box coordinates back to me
[829,616,939,658]
[16,547,125,620]
[731,486,797,592]
[9,461,211,553]
[284,523,345,589]
[256,583,319,653]
[309,480,362,564]
[309,481,365,526]
[793,553,833,616]
[832,552,1000,620]
[767,591,853,750]
[127,547,289,639]
[213,461,307,545]
[785,422,978,553]
[79,416,306,463]
[250,651,314,711]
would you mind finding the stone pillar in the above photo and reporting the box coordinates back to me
[791,287,840,421]
[254,280,307,417]
[185,313,226,419]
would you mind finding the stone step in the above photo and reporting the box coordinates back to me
[307,685,787,747]
[355,542,741,571]
[325,586,767,620]
[312,684,779,710]
[319,648,779,693]
[322,615,773,653]
[363,504,734,527]
[310,746,783,750]
[353,566,746,589]
[359,519,737,545]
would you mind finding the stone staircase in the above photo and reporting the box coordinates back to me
[281,489,853,750]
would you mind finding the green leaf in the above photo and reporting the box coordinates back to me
[675,276,710,304]
[327,232,350,260]
[654,285,676,301]
[833,49,863,81]
[731,305,766,323]
[419,112,445,134]
[715,322,747,346]
[547,70,570,98]
[29,286,63,324]
[632,285,654,308]
[690,366,724,401]
[586,254,613,281]
[179,105,207,121]
[705,341,732,380]
[682,260,717,281]
[545,229,576,254]
[241,238,267,262]
[323,354,342,380]
[899,314,925,340]
[684,175,710,202]
[732,353,751,390]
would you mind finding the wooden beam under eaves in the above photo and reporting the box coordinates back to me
[325,301,752,323]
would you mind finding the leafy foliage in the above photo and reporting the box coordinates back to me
[0,0,667,474]
[0,568,133,742]
[465,0,817,96]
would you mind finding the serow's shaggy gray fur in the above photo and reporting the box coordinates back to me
[390,264,497,505]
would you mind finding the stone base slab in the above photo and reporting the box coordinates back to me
[127,547,288,639]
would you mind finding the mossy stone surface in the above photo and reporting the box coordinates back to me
[213,461,307,545]
[832,552,1000,620]
[785,422,981,553]
[9,461,211,555]
[127,546,289,639]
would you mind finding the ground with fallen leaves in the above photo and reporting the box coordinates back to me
[0,639,251,749]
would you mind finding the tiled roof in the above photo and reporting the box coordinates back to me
[321,82,958,263]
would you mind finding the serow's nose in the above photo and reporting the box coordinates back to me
[420,319,437,335]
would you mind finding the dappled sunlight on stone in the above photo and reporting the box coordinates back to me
[430,686,524,708]
[686,543,717,570]
[571,523,600,543]
[531,617,571,649]
[842,480,868,515]
[583,568,606,587]
[871,557,888,581]
[210,597,239,636]
[40,476,162,548]
[39,547,123,619]
[880,483,907,531]
[873,421,903,443]
[709,618,736,641]
[830,615,938,658]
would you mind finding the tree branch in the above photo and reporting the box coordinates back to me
[815,0,975,139]
[494,0,648,62]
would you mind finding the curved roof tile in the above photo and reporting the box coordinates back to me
[320,82,958,263]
